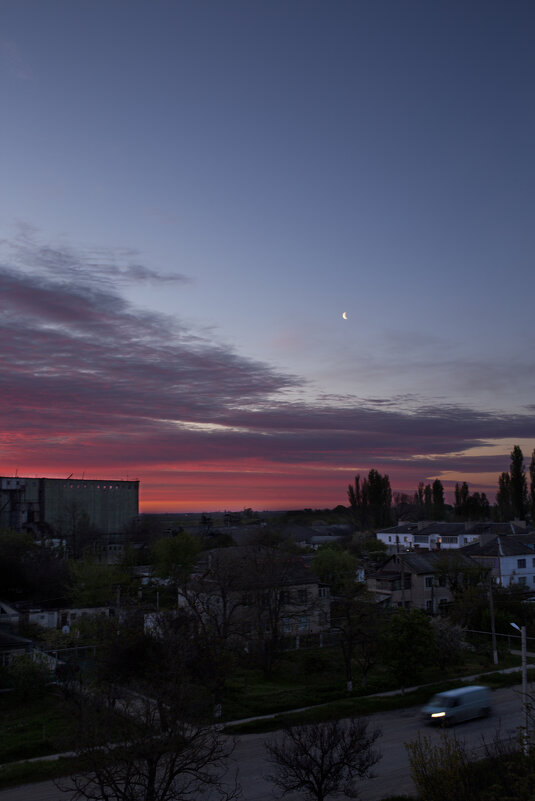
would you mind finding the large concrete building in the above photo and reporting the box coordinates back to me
[0,476,139,536]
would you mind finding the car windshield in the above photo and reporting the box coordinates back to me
[428,695,456,708]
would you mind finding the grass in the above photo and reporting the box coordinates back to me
[0,756,85,790]
[0,688,76,763]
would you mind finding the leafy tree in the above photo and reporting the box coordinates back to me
[151,531,201,586]
[384,609,435,691]
[496,471,512,521]
[407,731,482,801]
[432,479,445,519]
[312,545,358,597]
[423,484,433,518]
[430,617,466,671]
[510,445,528,520]
[265,717,382,801]
[454,482,490,520]
[68,559,128,607]
[313,546,383,690]
[7,654,51,702]
[496,446,528,521]
[348,469,392,530]
[530,449,535,521]
[454,482,470,517]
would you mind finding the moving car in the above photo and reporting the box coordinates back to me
[422,685,491,725]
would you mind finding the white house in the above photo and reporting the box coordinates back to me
[376,521,531,554]
[461,534,535,588]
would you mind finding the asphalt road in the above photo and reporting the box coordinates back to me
[0,685,525,801]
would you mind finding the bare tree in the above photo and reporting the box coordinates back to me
[58,689,240,801]
[265,717,381,801]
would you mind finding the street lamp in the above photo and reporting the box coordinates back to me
[511,621,529,754]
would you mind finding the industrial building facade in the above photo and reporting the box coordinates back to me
[0,476,139,536]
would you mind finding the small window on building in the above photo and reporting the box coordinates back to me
[388,536,392,542]
[518,559,526,569]
[279,590,290,605]
[282,617,292,634]
[318,587,329,598]
[297,616,308,632]
[425,576,434,588]
[532,557,535,568]
[297,589,308,604]
[425,600,433,611]
[518,576,527,586]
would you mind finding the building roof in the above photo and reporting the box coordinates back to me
[371,550,475,578]
[461,535,535,558]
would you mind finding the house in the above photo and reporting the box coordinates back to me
[461,533,535,588]
[376,520,532,554]
[180,545,331,640]
[366,550,478,613]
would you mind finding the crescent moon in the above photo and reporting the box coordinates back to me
[342,312,348,320]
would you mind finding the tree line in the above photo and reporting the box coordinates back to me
[348,444,535,528]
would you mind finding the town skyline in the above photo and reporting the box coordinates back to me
[2,1,534,512]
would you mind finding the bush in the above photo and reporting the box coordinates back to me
[7,654,51,702]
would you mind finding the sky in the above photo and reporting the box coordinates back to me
[1,0,535,512]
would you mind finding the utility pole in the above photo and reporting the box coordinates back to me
[511,621,529,755]
[488,578,498,665]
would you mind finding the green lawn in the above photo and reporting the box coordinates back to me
[0,688,76,763]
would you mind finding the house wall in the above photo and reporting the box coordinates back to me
[367,571,454,613]
[495,554,535,588]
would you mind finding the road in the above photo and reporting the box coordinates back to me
[0,685,525,801]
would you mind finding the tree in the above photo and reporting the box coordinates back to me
[68,559,128,607]
[384,609,435,692]
[406,731,483,801]
[496,446,528,521]
[510,445,528,520]
[245,545,317,678]
[348,470,392,530]
[530,449,535,521]
[7,653,51,702]
[59,610,240,801]
[312,546,358,597]
[313,546,383,691]
[151,531,201,586]
[432,479,445,519]
[454,482,470,517]
[60,691,239,801]
[178,547,250,711]
[430,617,466,671]
[496,471,512,521]
[265,717,382,801]
[423,483,433,518]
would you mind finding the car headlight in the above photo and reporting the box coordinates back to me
[431,712,446,718]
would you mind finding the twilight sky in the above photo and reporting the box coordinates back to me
[2,0,534,512]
